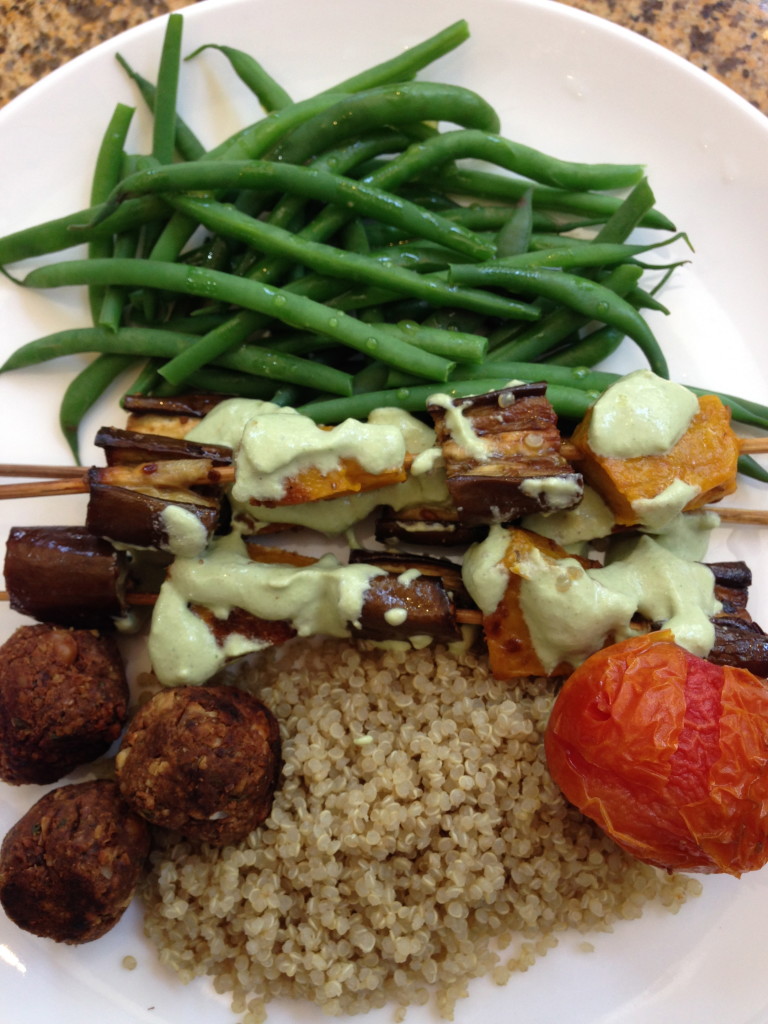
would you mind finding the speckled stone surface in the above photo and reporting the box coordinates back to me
[0,0,765,111]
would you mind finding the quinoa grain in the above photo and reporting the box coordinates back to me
[141,640,701,1020]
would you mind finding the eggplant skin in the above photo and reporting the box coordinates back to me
[357,574,462,643]
[447,472,583,524]
[709,616,768,678]
[94,425,232,467]
[4,526,126,629]
[427,384,583,524]
[86,479,219,550]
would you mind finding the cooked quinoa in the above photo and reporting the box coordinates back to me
[140,639,701,1022]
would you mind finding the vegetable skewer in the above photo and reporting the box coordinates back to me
[1,525,766,681]
[0,388,763,526]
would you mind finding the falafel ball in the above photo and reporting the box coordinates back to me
[0,779,151,943]
[0,624,129,785]
[116,684,282,846]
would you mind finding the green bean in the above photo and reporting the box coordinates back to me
[229,129,420,268]
[448,360,617,391]
[88,102,135,322]
[268,384,306,406]
[141,270,355,380]
[325,358,768,439]
[441,205,601,234]
[199,20,471,162]
[299,379,596,424]
[327,20,469,94]
[98,161,494,259]
[376,320,487,363]
[464,235,686,272]
[351,361,389,395]
[143,90,350,264]
[458,263,670,375]
[341,219,371,255]
[174,367,277,401]
[90,104,135,209]
[355,128,645,194]
[122,358,164,399]
[0,325,353,395]
[3,16,762,476]
[496,190,533,257]
[115,53,205,160]
[720,393,768,423]
[152,14,184,166]
[147,81,496,270]
[425,167,676,230]
[270,82,501,165]
[267,316,485,367]
[60,352,137,460]
[163,126,530,357]
[738,455,768,484]
[547,324,625,367]
[628,287,672,314]
[204,92,347,163]
[486,261,644,360]
[236,140,658,325]
[595,176,657,244]
[149,194,536,384]
[385,358,619,393]
[170,194,535,316]
[186,44,292,112]
[487,180,671,357]
[265,332,338,357]
[373,243,458,272]
[22,259,456,383]
[98,228,140,331]
[0,197,168,265]
[132,311,231,334]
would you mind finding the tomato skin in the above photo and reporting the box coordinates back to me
[544,631,768,875]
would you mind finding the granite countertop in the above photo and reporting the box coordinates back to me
[0,0,766,112]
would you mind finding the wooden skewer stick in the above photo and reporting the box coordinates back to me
[0,464,89,479]
[0,432,765,487]
[559,436,768,462]
[738,437,768,455]
[0,430,764,501]
[0,585,486,626]
[0,477,763,525]
[0,478,92,499]
[711,507,768,526]
[0,463,237,499]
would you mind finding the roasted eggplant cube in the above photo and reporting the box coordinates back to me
[86,475,220,552]
[427,384,583,524]
[4,526,127,629]
[94,425,233,467]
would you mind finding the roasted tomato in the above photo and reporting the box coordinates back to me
[544,630,768,875]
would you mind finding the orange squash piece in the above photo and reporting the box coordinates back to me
[570,393,739,526]
[259,457,407,506]
[482,528,595,679]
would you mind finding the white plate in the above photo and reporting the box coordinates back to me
[0,1,767,1022]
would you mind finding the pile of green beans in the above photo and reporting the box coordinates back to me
[1,13,767,478]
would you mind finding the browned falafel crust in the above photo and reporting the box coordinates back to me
[0,624,129,785]
[0,779,151,943]
[116,684,282,846]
